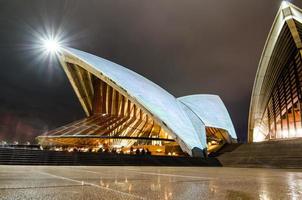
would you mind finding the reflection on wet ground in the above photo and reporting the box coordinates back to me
[0,165,302,199]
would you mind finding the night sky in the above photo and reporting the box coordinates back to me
[1,0,301,143]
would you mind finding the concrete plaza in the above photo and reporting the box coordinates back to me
[0,165,302,199]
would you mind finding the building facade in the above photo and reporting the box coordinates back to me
[37,47,237,157]
[249,2,302,142]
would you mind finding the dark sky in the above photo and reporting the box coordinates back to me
[1,0,301,143]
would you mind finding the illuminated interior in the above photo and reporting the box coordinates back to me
[206,127,229,153]
[37,64,185,156]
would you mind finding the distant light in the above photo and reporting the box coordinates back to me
[42,38,61,53]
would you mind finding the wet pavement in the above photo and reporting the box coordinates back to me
[0,165,302,199]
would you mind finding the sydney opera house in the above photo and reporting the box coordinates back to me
[36,47,237,157]
[249,2,302,143]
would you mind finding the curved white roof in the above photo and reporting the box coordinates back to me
[58,47,237,156]
[178,95,237,141]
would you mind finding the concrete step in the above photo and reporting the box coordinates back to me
[217,139,302,168]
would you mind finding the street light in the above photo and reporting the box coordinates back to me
[42,38,61,53]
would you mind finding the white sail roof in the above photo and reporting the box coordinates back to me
[58,47,237,155]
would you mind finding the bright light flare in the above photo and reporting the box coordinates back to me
[42,38,61,53]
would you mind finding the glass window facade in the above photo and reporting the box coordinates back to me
[259,45,302,140]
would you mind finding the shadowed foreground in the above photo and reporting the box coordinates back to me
[1,165,302,199]
[0,148,221,166]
